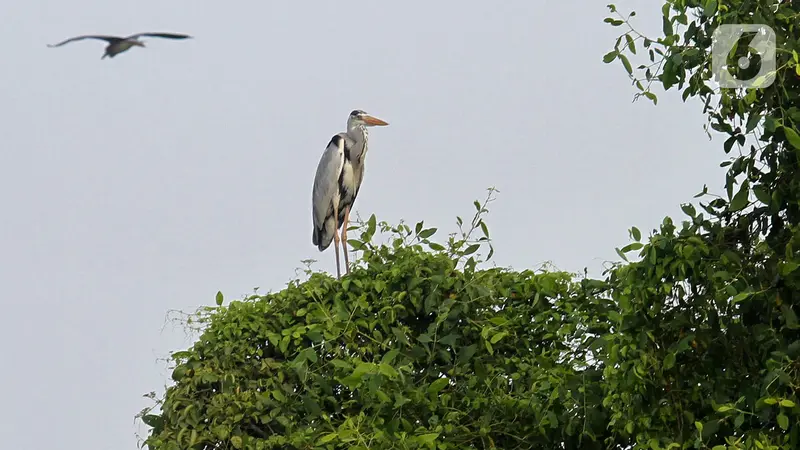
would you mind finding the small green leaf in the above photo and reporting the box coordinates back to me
[625,34,636,54]
[780,399,796,408]
[745,111,762,133]
[489,316,508,326]
[171,364,188,381]
[302,395,321,415]
[662,15,673,37]
[621,242,643,253]
[729,180,750,212]
[231,436,243,449]
[753,186,771,205]
[215,291,223,306]
[318,433,338,444]
[631,226,641,241]
[428,242,445,251]
[303,348,318,363]
[366,214,377,238]
[347,239,366,251]
[352,362,377,378]
[479,220,489,238]
[603,50,619,63]
[764,397,778,405]
[490,331,508,344]
[463,244,480,255]
[456,344,477,365]
[439,333,458,347]
[416,433,440,445]
[381,349,401,365]
[779,259,797,274]
[723,136,736,153]
[378,363,399,378]
[663,352,676,370]
[694,185,708,198]
[703,0,717,17]
[781,304,800,329]
[418,228,437,239]
[427,377,449,396]
[732,292,751,304]
[783,126,800,150]
[734,413,745,428]
[142,414,162,428]
[778,412,789,430]
[765,116,778,133]
[681,203,696,217]
[272,390,286,402]
[618,53,633,74]
[330,359,352,370]
[694,421,703,432]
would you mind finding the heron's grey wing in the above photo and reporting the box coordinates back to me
[128,32,192,40]
[312,135,345,246]
[47,35,122,47]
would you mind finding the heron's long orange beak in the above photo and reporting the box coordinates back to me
[362,115,389,126]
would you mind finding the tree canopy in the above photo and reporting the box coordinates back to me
[139,1,800,449]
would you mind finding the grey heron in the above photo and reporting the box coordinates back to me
[312,110,389,279]
[47,32,192,59]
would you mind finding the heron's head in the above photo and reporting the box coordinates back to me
[348,110,389,128]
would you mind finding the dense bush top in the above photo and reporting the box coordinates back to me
[144,248,607,449]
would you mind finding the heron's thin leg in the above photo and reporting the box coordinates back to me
[332,207,342,280]
[341,205,351,274]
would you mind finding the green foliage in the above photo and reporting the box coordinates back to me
[140,190,616,449]
[597,0,800,448]
[139,1,800,449]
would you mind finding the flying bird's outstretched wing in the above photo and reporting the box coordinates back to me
[47,35,123,47]
[126,32,192,40]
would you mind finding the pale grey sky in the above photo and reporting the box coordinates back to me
[0,1,723,448]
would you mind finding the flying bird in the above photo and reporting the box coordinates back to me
[47,32,192,59]
[312,110,389,279]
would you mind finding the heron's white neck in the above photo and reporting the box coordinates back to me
[346,122,368,143]
[346,123,369,161]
